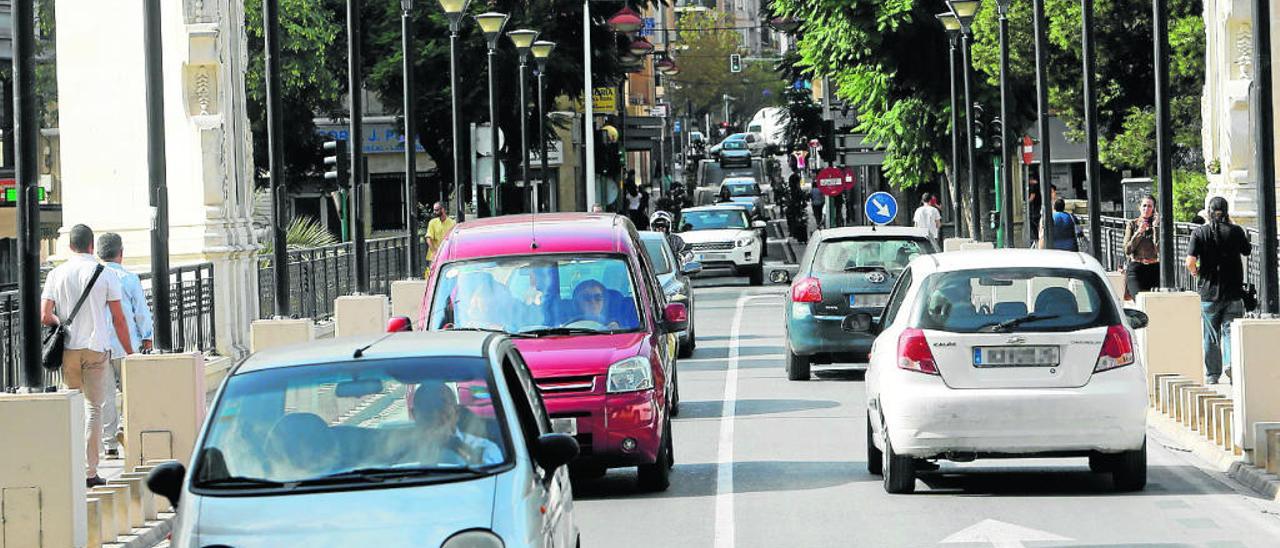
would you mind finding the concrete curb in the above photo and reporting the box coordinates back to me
[1148,409,1280,501]
[106,512,174,548]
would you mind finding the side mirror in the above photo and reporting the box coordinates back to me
[1123,308,1149,330]
[534,433,580,473]
[146,461,186,509]
[752,220,767,229]
[841,312,875,333]
[663,302,690,333]
[681,260,703,275]
[769,269,791,284]
[386,316,412,333]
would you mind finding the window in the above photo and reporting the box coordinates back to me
[814,238,930,276]
[914,268,1120,333]
[502,352,550,462]
[679,209,749,231]
[428,255,643,335]
[880,268,913,327]
[640,237,674,275]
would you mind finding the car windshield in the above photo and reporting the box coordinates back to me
[428,255,644,335]
[192,358,509,489]
[724,181,760,196]
[915,268,1120,333]
[680,209,749,231]
[814,238,930,275]
[722,140,747,150]
[640,236,674,275]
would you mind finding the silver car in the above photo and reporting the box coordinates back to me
[639,230,702,358]
[148,332,580,548]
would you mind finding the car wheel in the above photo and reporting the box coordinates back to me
[670,363,681,417]
[882,431,916,494]
[678,320,696,359]
[785,343,810,381]
[1109,439,1147,492]
[637,418,673,492]
[1087,453,1112,474]
[866,414,883,476]
[748,264,764,286]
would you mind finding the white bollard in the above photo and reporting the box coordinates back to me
[123,353,207,469]
[250,318,316,353]
[335,294,391,338]
[1229,318,1280,457]
[0,391,88,548]
[390,279,429,322]
[1136,291,1204,393]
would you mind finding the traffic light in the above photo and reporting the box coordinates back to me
[819,119,836,163]
[323,139,349,191]
[729,54,742,73]
[990,117,1005,153]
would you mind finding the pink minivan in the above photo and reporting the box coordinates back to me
[417,213,687,491]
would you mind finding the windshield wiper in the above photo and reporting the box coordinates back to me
[518,326,620,337]
[297,465,491,485]
[844,265,888,273]
[194,475,286,489]
[981,313,1060,333]
[445,326,534,338]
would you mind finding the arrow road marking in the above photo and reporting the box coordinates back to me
[872,198,891,218]
[940,519,1072,548]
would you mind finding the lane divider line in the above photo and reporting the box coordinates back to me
[714,295,772,548]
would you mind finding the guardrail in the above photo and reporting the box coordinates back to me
[257,235,410,321]
[2,262,217,392]
[1092,215,1267,293]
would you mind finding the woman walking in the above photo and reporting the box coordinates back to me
[1122,195,1160,298]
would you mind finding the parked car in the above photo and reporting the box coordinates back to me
[147,331,581,547]
[639,230,702,359]
[849,249,1150,494]
[717,139,753,168]
[771,227,936,380]
[677,205,767,285]
[415,213,686,490]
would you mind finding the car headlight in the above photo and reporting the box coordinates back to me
[441,529,504,548]
[735,235,755,247]
[607,357,654,393]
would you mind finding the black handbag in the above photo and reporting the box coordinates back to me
[40,264,105,371]
[1243,283,1259,312]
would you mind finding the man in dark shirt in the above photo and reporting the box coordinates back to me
[1186,196,1251,384]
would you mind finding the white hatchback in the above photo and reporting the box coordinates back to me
[848,250,1150,494]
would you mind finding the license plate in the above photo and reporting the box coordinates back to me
[551,418,577,436]
[973,346,1060,367]
[850,293,889,307]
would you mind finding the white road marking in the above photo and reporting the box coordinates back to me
[939,519,1072,548]
[713,295,770,548]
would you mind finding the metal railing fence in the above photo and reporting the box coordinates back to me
[257,235,410,321]
[1092,215,1267,293]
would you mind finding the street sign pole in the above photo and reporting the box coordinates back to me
[143,0,173,350]
[264,0,291,316]
[348,0,369,292]
[14,0,41,387]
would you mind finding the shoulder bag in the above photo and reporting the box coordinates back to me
[40,264,105,371]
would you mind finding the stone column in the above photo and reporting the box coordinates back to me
[55,0,259,360]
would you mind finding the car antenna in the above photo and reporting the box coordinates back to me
[353,332,396,359]
[530,199,539,250]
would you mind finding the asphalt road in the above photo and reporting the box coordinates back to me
[572,279,1280,548]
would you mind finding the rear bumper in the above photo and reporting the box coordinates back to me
[786,305,874,360]
[876,365,1147,458]
[543,389,663,468]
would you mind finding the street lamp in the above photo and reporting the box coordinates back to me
[937,12,964,237]
[476,11,509,216]
[947,0,981,241]
[995,0,1014,247]
[401,0,422,276]
[438,0,472,222]
[508,28,540,212]
[608,6,643,33]
[532,40,556,212]
[1080,0,1101,256]
[1031,0,1054,249]
[1153,0,1174,285]
[629,37,655,56]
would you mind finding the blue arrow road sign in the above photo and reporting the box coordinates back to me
[865,191,898,225]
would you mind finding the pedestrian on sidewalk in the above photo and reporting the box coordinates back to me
[912,192,942,246]
[40,224,133,488]
[96,233,153,458]
[810,182,824,228]
[425,202,456,278]
[1186,196,1251,384]
[1039,198,1079,251]
[783,173,809,244]
[1121,195,1161,298]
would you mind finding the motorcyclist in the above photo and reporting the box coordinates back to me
[650,210,688,258]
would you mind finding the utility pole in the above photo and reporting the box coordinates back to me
[1153,0,1175,287]
[264,0,291,317]
[143,0,173,350]
[402,0,422,276]
[14,0,41,387]
[1082,0,1102,257]
[348,0,369,292]
[1033,0,1054,249]
[1251,0,1278,313]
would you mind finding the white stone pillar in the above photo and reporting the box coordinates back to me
[55,0,260,360]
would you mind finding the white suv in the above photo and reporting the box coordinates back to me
[676,206,766,285]
[848,250,1150,494]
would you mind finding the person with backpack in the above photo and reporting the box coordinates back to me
[1186,196,1252,384]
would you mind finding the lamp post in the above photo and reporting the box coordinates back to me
[1153,0,1174,286]
[1081,0,1101,257]
[1032,0,1054,249]
[264,0,290,315]
[532,40,557,212]
[508,29,540,213]
[937,13,963,237]
[14,0,41,386]
[948,0,981,241]
[995,0,1014,248]
[476,12,509,216]
[1251,0,1278,313]
[439,0,472,223]
[347,0,369,292]
[401,0,422,276]
[583,0,596,211]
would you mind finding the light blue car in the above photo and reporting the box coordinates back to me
[148,331,580,548]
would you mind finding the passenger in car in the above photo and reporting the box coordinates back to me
[411,382,503,466]
[455,272,510,331]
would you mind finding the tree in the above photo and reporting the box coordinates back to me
[666,9,785,126]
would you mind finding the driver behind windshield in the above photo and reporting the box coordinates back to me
[572,280,626,330]
[411,382,503,466]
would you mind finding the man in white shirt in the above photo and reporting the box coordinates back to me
[40,224,134,487]
[912,192,942,245]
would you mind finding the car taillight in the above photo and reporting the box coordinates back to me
[1095,324,1135,372]
[791,277,823,303]
[897,328,939,375]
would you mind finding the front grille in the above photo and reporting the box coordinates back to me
[536,375,596,394]
[689,241,734,251]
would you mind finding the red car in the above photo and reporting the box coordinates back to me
[416,213,688,491]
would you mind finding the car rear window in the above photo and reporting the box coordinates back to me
[813,237,931,275]
[913,267,1119,333]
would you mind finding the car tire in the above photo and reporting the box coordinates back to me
[669,363,681,417]
[881,432,916,494]
[785,343,811,381]
[748,263,764,286]
[866,414,883,476]
[1109,439,1147,492]
[1087,453,1112,474]
[638,418,673,492]
[678,320,696,359]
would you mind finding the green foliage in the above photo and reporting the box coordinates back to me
[1099,108,1154,172]
[1172,169,1208,222]
[667,10,750,121]
[259,216,339,255]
